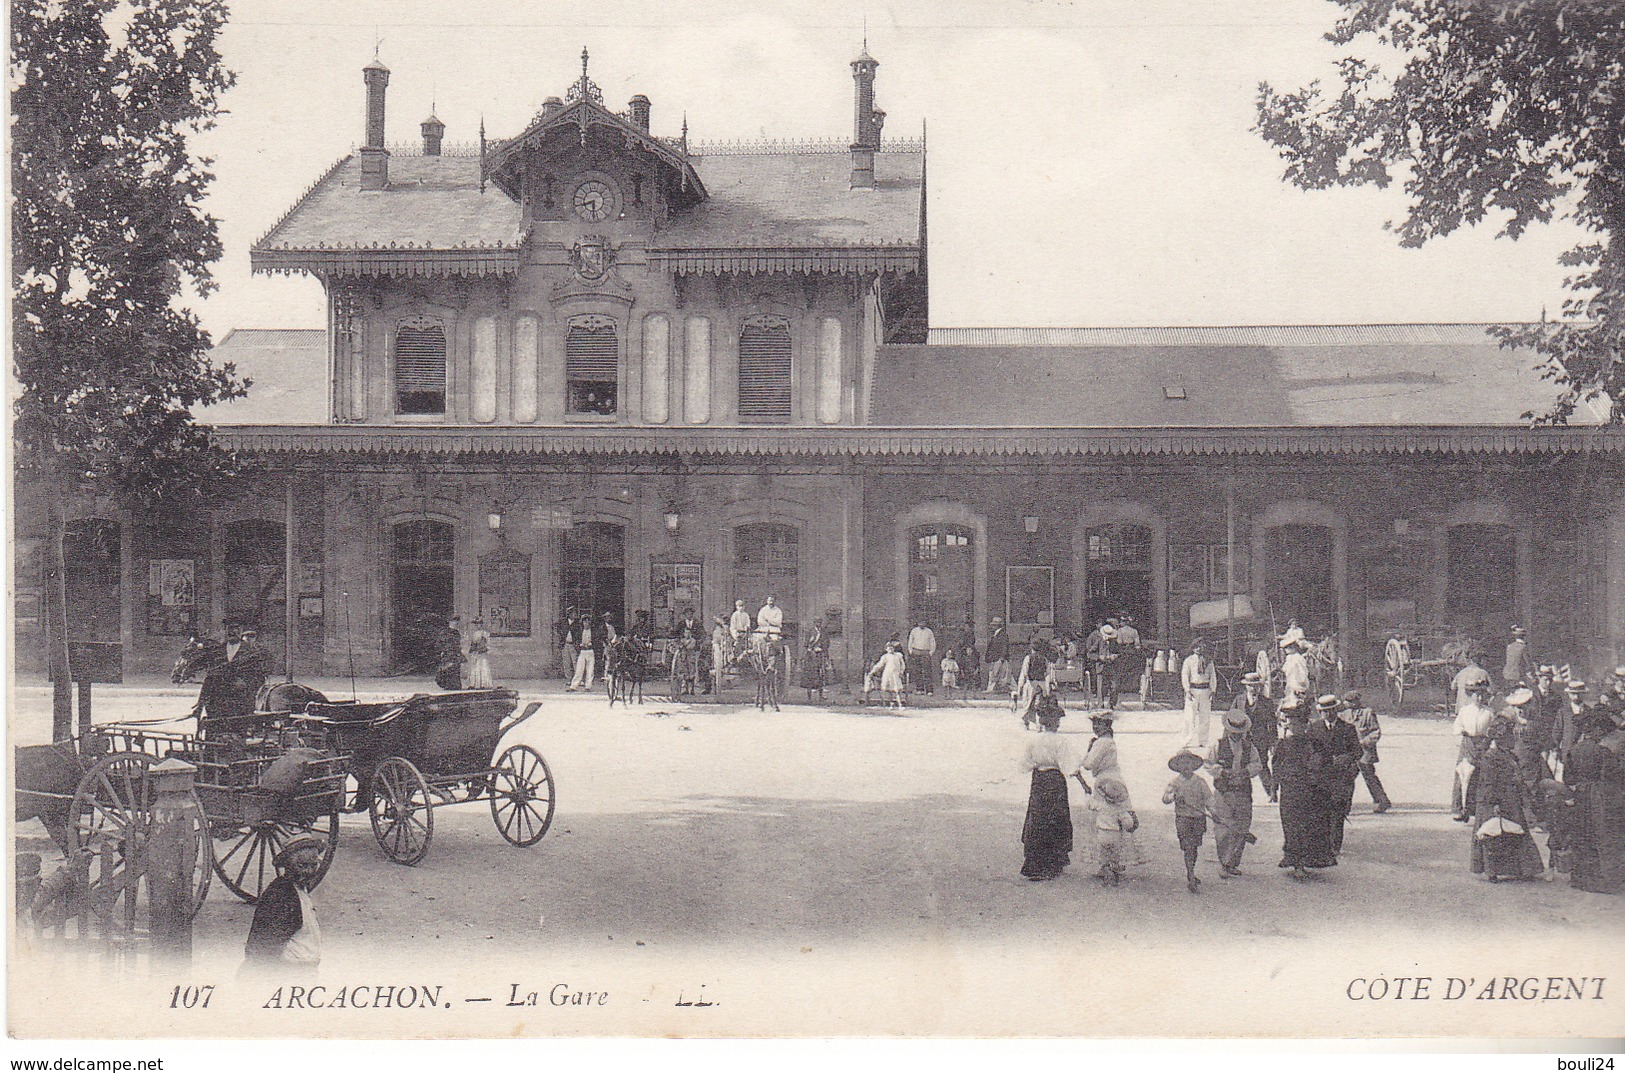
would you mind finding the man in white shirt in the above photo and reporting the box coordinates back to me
[906,620,938,696]
[1180,640,1215,750]
[567,618,596,691]
[755,596,784,639]
[1451,682,1497,821]
[729,600,753,641]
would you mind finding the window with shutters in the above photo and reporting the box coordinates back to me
[738,315,792,421]
[566,315,619,415]
[394,322,447,415]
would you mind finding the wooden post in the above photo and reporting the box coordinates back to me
[75,680,93,740]
[147,758,201,965]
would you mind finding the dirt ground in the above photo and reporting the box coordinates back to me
[8,677,1621,1039]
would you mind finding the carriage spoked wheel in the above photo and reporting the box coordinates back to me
[70,752,213,922]
[369,757,434,865]
[210,811,339,904]
[489,745,556,847]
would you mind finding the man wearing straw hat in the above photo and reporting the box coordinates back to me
[1309,694,1361,857]
[1232,671,1278,800]
[242,834,327,977]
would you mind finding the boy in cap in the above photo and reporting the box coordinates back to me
[1341,689,1392,814]
[242,834,327,977]
[1163,750,1219,892]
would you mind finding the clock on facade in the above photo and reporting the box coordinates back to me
[572,179,616,222]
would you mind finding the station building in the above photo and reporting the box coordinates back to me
[16,48,1625,686]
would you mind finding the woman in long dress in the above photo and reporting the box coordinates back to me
[1080,709,1148,869]
[1275,704,1336,878]
[1015,640,1057,729]
[1565,710,1625,894]
[465,618,494,689]
[1469,719,1546,881]
[1020,704,1083,880]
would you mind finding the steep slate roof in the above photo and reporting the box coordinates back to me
[200,329,329,425]
[872,325,1600,428]
[254,154,526,254]
[251,143,923,273]
[659,145,923,248]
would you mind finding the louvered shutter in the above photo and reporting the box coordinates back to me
[566,322,619,414]
[738,319,792,421]
[395,327,446,414]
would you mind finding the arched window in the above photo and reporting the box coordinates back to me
[738,315,792,421]
[1084,523,1152,630]
[389,519,455,673]
[566,315,619,415]
[909,523,973,631]
[224,519,286,671]
[395,321,447,415]
[561,521,625,627]
[735,523,799,636]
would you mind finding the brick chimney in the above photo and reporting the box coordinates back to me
[360,56,390,190]
[629,94,651,132]
[421,112,445,156]
[850,46,880,189]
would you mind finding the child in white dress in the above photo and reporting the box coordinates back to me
[940,650,960,693]
[870,641,907,709]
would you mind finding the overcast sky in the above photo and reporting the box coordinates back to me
[194,0,1581,337]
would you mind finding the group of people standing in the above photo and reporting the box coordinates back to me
[1450,636,1625,893]
[432,614,493,691]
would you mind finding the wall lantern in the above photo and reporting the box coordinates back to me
[487,509,503,532]
[1023,515,1040,534]
[663,506,682,533]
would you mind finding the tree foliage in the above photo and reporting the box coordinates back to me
[12,0,247,500]
[1255,0,1625,423]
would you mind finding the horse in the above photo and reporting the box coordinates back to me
[605,635,651,707]
[172,636,225,684]
[1258,633,1345,698]
[13,741,90,854]
[747,634,785,712]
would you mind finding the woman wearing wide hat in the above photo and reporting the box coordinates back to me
[1274,700,1337,878]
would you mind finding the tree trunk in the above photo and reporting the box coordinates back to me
[44,467,73,741]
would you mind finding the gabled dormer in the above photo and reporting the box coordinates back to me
[485,49,705,231]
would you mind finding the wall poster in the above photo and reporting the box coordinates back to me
[145,558,195,636]
[1005,565,1054,628]
[650,561,703,634]
[478,548,531,636]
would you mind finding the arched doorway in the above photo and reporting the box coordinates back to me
[224,519,286,672]
[1265,524,1336,637]
[390,519,454,673]
[908,523,974,633]
[63,519,121,642]
[1445,524,1517,645]
[1083,523,1153,631]
[561,521,626,631]
[734,523,799,637]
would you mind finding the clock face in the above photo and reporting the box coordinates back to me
[572,179,615,222]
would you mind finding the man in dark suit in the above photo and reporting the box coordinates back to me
[1232,671,1279,800]
[983,615,1012,693]
[1308,694,1362,857]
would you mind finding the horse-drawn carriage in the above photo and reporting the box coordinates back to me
[289,687,553,866]
[710,632,787,710]
[1383,627,1476,711]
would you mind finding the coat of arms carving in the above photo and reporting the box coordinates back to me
[570,236,616,281]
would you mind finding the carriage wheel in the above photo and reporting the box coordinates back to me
[210,810,339,904]
[70,753,213,922]
[369,757,434,865]
[489,745,556,847]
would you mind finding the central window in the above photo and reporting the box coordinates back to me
[738,315,792,421]
[395,322,447,415]
[566,315,619,415]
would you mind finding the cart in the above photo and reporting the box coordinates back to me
[1384,628,1474,712]
[294,688,552,866]
[62,721,346,912]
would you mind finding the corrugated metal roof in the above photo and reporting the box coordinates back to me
[926,324,1527,347]
[212,423,1624,458]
